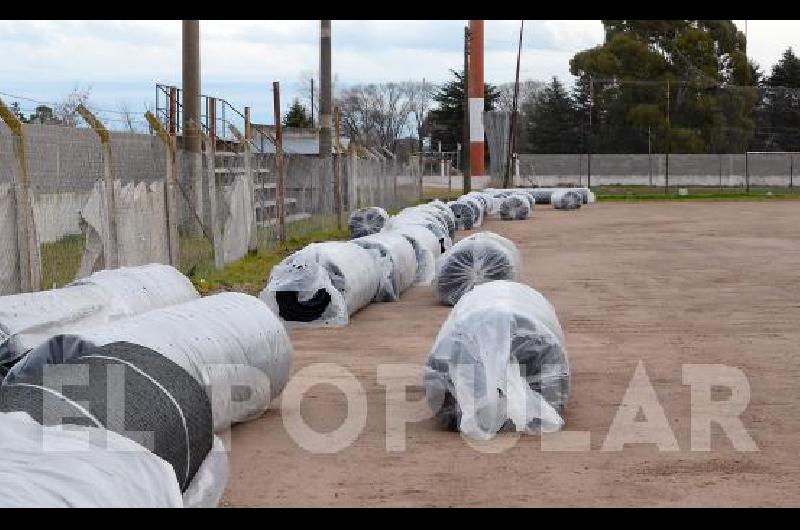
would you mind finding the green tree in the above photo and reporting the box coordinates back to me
[754,48,800,151]
[522,77,581,153]
[282,99,313,128]
[570,20,758,154]
[425,69,501,158]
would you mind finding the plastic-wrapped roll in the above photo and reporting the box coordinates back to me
[423,201,456,238]
[448,201,475,230]
[424,280,570,440]
[9,293,293,433]
[352,232,417,302]
[499,194,531,220]
[415,205,455,241]
[459,197,484,227]
[261,242,380,328]
[434,232,522,306]
[552,189,583,210]
[0,341,213,492]
[528,188,554,204]
[348,206,389,239]
[387,224,442,286]
[0,264,199,366]
[0,411,185,507]
[465,192,490,215]
[388,212,452,254]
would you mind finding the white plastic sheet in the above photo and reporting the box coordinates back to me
[0,264,199,365]
[499,194,531,220]
[348,207,389,239]
[552,189,583,210]
[434,232,522,306]
[424,280,570,440]
[0,411,183,507]
[352,232,417,302]
[182,435,230,508]
[11,293,293,433]
[387,223,442,286]
[261,241,380,328]
[389,208,453,253]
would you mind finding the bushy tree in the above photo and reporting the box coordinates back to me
[425,69,501,157]
[282,99,313,128]
[569,20,758,154]
[522,77,581,153]
[753,48,800,151]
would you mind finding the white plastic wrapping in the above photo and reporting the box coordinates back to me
[389,208,453,253]
[10,293,293,433]
[499,194,531,220]
[448,201,475,230]
[424,280,570,440]
[552,189,583,210]
[434,232,522,306]
[182,435,230,508]
[0,264,199,365]
[426,200,457,237]
[458,196,484,227]
[352,232,417,302]
[348,206,389,239]
[261,241,380,328]
[0,411,184,507]
[387,223,442,286]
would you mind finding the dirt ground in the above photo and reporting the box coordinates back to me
[222,200,800,507]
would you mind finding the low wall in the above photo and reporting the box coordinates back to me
[516,153,799,187]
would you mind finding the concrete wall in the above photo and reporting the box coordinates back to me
[516,153,799,187]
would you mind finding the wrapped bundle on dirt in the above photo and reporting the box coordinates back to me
[9,292,293,434]
[552,189,583,210]
[0,264,199,367]
[261,241,380,328]
[352,232,417,302]
[424,280,570,440]
[465,192,491,215]
[387,224,442,286]
[528,188,555,204]
[0,411,184,507]
[448,201,475,230]
[0,341,213,494]
[415,205,455,241]
[499,194,531,220]
[348,206,389,239]
[434,232,522,306]
[459,196,485,227]
[388,210,452,254]
[423,201,456,238]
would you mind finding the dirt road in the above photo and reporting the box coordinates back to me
[222,200,800,507]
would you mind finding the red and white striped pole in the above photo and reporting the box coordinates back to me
[468,20,485,177]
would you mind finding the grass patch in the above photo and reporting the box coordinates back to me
[40,234,85,289]
[595,185,800,202]
[188,222,349,296]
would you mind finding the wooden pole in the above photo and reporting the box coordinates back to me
[505,20,524,188]
[76,104,118,269]
[145,111,179,267]
[333,106,343,230]
[244,106,258,252]
[273,81,286,243]
[463,26,471,193]
[0,97,40,292]
[206,97,224,270]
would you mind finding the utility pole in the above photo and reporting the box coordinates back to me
[182,20,203,236]
[665,77,670,193]
[468,20,484,178]
[319,20,332,159]
[587,75,593,189]
[463,25,471,193]
[310,78,315,127]
[505,19,524,188]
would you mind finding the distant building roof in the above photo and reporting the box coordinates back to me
[251,124,349,155]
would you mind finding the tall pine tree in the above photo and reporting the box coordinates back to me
[522,77,581,153]
[282,99,313,128]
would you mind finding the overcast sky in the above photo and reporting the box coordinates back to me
[0,20,794,126]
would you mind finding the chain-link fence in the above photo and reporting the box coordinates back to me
[0,119,421,296]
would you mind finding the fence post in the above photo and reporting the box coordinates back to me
[205,98,224,270]
[745,151,750,193]
[0,97,40,292]
[244,106,258,252]
[76,104,118,269]
[273,81,286,244]
[333,106,343,230]
[144,111,180,267]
